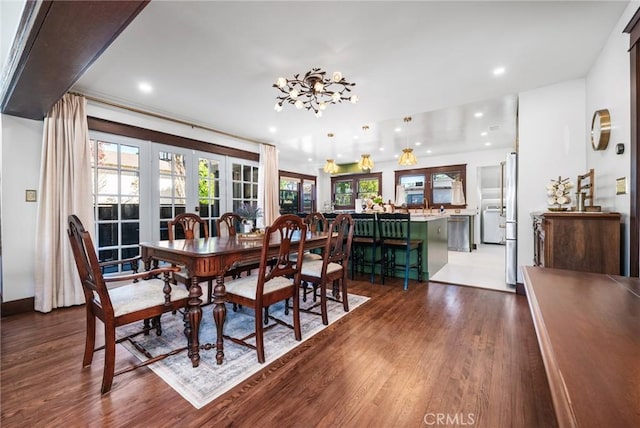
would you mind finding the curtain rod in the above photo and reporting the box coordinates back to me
[69,91,273,147]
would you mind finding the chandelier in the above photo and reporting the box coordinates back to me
[323,159,339,174]
[273,68,358,118]
[398,148,417,166]
[357,154,374,171]
[398,116,418,165]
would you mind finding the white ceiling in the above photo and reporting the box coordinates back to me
[72,1,629,168]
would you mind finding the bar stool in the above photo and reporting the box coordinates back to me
[378,212,423,290]
[350,213,381,283]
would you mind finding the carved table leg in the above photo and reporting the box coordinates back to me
[213,274,227,365]
[186,275,202,367]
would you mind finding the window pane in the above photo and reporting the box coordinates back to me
[121,145,139,170]
[97,202,117,221]
[98,223,118,247]
[97,142,117,167]
[243,165,252,181]
[243,183,252,198]
[232,164,241,180]
[233,182,241,198]
[121,201,139,220]
[199,203,210,217]
[120,171,139,196]
[121,223,139,245]
[97,169,118,195]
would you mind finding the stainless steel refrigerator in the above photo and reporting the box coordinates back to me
[502,152,518,286]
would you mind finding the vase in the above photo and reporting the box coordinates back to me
[242,220,254,233]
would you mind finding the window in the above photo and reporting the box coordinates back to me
[395,164,466,209]
[331,172,382,210]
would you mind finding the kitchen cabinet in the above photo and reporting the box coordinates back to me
[532,212,621,275]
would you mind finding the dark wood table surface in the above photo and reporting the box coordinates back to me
[522,266,640,428]
[139,231,329,367]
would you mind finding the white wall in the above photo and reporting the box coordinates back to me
[585,1,637,275]
[1,114,43,301]
[518,79,587,280]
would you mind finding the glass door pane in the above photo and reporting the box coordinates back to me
[196,153,225,236]
[302,179,315,212]
[157,150,188,239]
[90,138,142,273]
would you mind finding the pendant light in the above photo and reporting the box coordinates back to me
[398,116,418,166]
[358,154,374,171]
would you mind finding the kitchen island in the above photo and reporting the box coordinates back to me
[327,211,448,282]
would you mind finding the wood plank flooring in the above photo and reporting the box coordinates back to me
[0,276,557,427]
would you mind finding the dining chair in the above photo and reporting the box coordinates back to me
[168,213,216,303]
[290,212,329,301]
[223,214,307,363]
[299,213,354,325]
[216,212,258,279]
[67,214,190,394]
[378,212,423,290]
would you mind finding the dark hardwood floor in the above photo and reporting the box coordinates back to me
[1,276,557,427]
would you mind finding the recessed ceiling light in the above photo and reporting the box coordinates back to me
[474,112,483,118]
[268,126,277,133]
[415,142,421,146]
[138,82,153,93]
[481,131,488,137]
[426,149,432,154]
[308,158,313,162]
[394,154,399,158]
[493,66,506,76]
[337,153,343,158]
[485,142,492,146]
[353,135,359,140]
[395,127,402,133]
[379,147,384,151]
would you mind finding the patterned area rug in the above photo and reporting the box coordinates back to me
[120,293,369,409]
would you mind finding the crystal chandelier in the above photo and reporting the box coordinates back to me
[357,154,374,171]
[323,159,339,174]
[398,148,417,166]
[273,68,358,118]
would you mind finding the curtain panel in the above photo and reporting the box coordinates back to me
[34,93,93,313]
[257,144,279,227]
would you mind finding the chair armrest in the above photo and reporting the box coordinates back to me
[99,255,141,269]
[103,266,181,283]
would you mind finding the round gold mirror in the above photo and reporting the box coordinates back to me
[591,109,611,151]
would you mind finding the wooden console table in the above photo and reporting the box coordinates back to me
[522,266,639,428]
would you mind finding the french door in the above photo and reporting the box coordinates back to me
[90,131,256,273]
[152,144,226,240]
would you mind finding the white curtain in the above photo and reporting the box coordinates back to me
[34,94,93,313]
[451,180,466,205]
[257,144,279,227]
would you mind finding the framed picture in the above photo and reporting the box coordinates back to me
[25,189,37,202]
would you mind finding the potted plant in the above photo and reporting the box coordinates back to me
[235,203,263,232]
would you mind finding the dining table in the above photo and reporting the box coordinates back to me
[139,230,329,367]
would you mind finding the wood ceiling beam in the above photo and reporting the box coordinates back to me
[1,0,148,120]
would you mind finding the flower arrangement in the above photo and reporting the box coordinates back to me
[371,195,384,205]
[235,203,263,221]
[546,176,573,210]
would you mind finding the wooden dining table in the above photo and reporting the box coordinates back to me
[139,231,329,367]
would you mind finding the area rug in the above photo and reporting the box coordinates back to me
[120,293,369,409]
